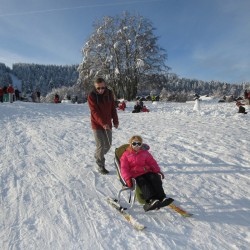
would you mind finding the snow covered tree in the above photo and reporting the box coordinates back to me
[48,78,55,91]
[0,63,12,87]
[78,12,169,100]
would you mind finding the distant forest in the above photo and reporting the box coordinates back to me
[0,63,79,96]
[0,62,249,102]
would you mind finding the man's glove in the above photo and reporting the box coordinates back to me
[103,124,110,130]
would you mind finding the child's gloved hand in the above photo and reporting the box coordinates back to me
[126,178,133,188]
[158,172,165,179]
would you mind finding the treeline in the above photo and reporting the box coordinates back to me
[138,73,249,102]
[1,62,249,102]
[0,63,79,96]
[11,63,79,96]
[0,63,12,86]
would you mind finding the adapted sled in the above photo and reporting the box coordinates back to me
[113,144,193,217]
[114,143,149,209]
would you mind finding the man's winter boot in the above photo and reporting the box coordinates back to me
[97,166,109,175]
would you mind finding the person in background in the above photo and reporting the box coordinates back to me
[3,86,8,102]
[118,100,126,111]
[37,91,41,103]
[244,89,248,100]
[236,101,247,114]
[132,101,142,113]
[7,84,14,103]
[120,135,174,212]
[139,98,144,108]
[31,92,37,102]
[142,105,150,112]
[15,89,21,101]
[54,94,60,103]
[247,91,250,105]
[88,77,119,174]
[0,87,3,103]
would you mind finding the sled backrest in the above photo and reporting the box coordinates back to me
[114,144,129,186]
[114,143,150,186]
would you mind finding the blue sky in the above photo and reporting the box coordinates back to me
[0,0,250,83]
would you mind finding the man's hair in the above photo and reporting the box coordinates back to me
[94,77,105,84]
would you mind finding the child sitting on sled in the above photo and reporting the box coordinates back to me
[118,100,126,111]
[236,101,247,114]
[120,135,174,212]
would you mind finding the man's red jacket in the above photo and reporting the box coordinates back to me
[88,88,119,130]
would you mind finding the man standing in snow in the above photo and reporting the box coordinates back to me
[88,77,119,174]
[0,87,3,103]
[15,88,21,101]
[36,91,41,103]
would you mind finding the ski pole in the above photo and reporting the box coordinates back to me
[105,128,111,148]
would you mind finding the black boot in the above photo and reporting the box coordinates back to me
[159,197,174,208]
[97,166,109,175]
[143,199,160,212]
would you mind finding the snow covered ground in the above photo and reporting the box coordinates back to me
[1,99,250,250]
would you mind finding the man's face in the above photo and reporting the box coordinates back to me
[94,81,106,94]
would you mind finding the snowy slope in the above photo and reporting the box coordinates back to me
[0,101,250,250]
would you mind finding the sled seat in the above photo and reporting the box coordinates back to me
[114,144,148,208]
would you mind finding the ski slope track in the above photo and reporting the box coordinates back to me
[0,100,250,250]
